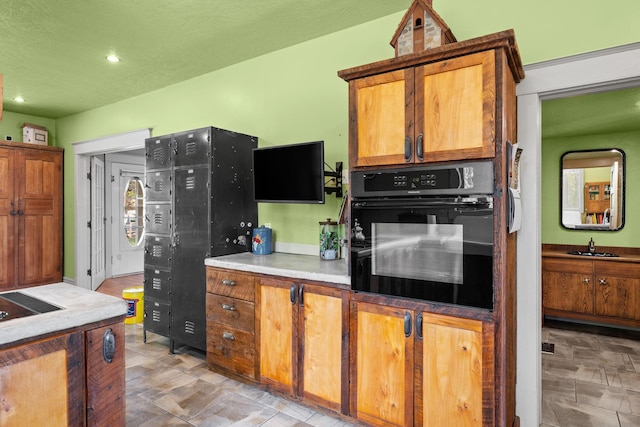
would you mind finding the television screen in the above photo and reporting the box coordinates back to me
[253,141,325,204]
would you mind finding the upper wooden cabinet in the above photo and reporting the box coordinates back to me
[0,141,63,290]
[339,31,523,169]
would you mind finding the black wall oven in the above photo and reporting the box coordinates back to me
[350,161,495,310]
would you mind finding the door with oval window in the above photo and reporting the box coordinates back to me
[111,162,145,276]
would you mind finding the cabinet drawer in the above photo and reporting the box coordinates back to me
[206,268,255,301]
[543,257,593,275]
[207,322,256,380]
[206,295,255,333]
[595,261,640,279]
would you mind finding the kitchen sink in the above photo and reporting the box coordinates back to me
[567,251,619,257]
[0,292,62,322]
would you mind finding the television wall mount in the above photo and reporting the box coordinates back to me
[325,161,343,198]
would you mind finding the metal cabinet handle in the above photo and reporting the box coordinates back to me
[221,279,236,286]
[415,312,423,340]
[221,303,236,311]
[583,278,590,284]
[404,311,412,338]
[290,284,297,304]
[298,284,304,307]
[599,278,607,285]
[404,136,413,162]
[416,133,424,161]
[222,332,235,341]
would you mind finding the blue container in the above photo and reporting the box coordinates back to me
[252,227,272,255]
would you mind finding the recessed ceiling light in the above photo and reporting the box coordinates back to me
[106,54,120,63]
[14,96,25,103]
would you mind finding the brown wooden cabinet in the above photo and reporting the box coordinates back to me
[258,276,348,413]
[543,254,640,327]
[339,37,522,169]
[351,299,488,427]
[584,181,610,216]
[206,267,257,381]
[0,320,125,426]
[0,140,63,290]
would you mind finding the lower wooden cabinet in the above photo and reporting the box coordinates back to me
[206,268,257,381]
[0,320,125,426]
[351,300,488,427]
[258,276,348,413]
[206,265,495,426]
[543,255,640,327]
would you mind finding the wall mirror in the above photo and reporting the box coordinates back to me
[561,149,625,231]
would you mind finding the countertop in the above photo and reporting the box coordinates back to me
[205,252,350,285]
[542,247,640,264]
[0,283,127,347]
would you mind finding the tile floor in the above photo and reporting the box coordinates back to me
[541,322,640,427]
[124,323,355,426]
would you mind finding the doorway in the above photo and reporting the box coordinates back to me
[73,128,150,290]
[516,42,640,426]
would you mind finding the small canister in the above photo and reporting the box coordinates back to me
[252,226,273,255]
[319,218,340,260]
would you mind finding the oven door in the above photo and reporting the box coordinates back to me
[350,197,494,309]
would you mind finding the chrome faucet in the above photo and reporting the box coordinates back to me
[588,238,596,253]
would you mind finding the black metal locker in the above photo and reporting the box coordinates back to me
[145,170,172,201]
[143,126,257,353]
[145,135,172,169]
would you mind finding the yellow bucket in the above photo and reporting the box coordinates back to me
[122,286,144,324]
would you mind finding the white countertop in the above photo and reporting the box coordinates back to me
[0,283,127,346]
[205,252,350,285]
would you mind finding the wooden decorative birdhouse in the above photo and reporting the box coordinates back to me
[391,0,456,57]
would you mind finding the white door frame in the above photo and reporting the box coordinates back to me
[516,42,640,427]
[73,128,150,289]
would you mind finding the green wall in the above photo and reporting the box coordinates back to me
[541,130,640,247]
[38,1,640,278]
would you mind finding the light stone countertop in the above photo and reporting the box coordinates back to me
[204,252,350,285]
[0,282,127,347]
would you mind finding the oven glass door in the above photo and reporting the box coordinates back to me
[351,198,493,309]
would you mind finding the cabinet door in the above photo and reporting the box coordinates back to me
[16,148,63,286]
[594,261,640,320]
[351,69,413,167]
[542,258,594,314]
[418,50,496,163]
[0,332,85,426]
[258,277,297,395]
[299,283,346,412]
[0,147,16,289]
[86,322,126,426]
[421,313,483,427]
[352,300,413,427]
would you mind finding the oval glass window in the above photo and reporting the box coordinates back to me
[123,177,145,246]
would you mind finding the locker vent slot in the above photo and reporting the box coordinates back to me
[154,181,164,192]
[152,278,162,290]
[185,142,197,156]
[185,320,196,335]
[153,148,165,162]
[153,213,164,225]
[152,310,162,322]
[152,245,163,257]
[185,176,197,190]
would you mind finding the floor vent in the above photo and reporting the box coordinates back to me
[541,342,555,354]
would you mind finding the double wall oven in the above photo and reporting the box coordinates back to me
[350,160,495,310]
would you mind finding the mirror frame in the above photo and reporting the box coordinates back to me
[560,148,626,231]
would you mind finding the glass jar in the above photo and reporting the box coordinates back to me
[319,218,340,260]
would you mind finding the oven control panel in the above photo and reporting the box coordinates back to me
[351,161,494,197]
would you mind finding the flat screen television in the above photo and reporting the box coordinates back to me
[253,140,325,204]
